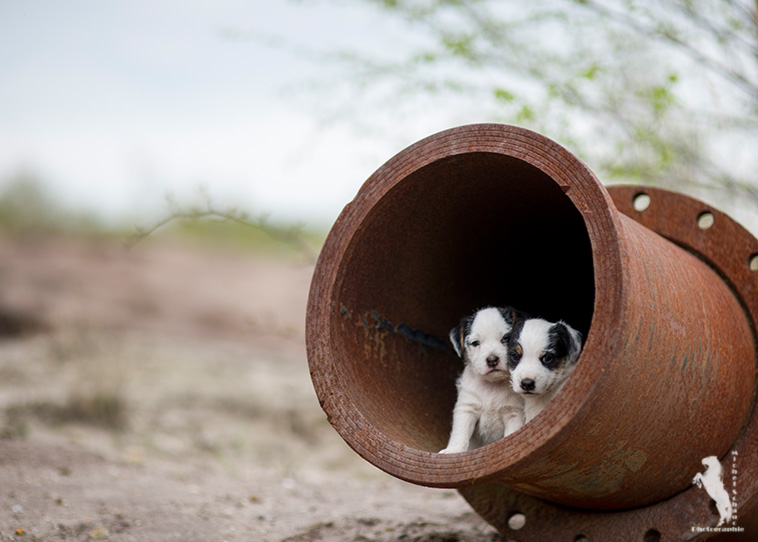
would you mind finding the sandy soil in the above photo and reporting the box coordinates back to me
[0,235,506,541]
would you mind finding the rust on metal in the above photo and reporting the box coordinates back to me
[305,124,758,540]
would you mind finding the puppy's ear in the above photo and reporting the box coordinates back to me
[500,306,529,326]
[449,315,473,358]
[552,321,583,363]
[449,325,464,357]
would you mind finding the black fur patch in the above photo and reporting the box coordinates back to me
[547,322,581,367]
[506,318,526,369]
[548,323,571,359]
[449,314,475,358]
[499,306,529,347]
[498,306,530,326]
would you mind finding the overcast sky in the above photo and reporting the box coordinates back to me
[0,0,450,228]
[4,1,757,237]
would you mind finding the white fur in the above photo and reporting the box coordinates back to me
[440,308,525,453]
[509,318,582,423]
[693,456,733,527]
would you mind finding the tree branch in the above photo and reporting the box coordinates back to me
[128,204,318,263]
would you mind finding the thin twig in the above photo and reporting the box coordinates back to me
[127,205,318,263]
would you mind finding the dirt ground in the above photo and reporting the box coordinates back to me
[0,234,506,541]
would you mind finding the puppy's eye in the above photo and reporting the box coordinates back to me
[508,351,521,369]
[501,334,510,344]
[541,353,555,366]
[510,349,522,362]
[470,340,480,347]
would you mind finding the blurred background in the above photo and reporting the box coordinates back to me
[2,0,757,234]
[0,1,756,540]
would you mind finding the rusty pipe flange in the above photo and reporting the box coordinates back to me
[459,185,758,541]
[306,125,756,527]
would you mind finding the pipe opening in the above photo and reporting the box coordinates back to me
[331,152,595,453]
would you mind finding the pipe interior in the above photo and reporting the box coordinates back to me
[332,152,595,452]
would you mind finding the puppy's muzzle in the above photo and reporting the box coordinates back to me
[520,378,536,392]
[486,355,499,368]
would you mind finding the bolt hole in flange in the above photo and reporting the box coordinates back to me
[633,192,651,212]
[750,253,758,271]
[506,512,526,531]
[697,211,715,230]
[573,535,589,542]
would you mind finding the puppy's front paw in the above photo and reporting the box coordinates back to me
[439,446,464,454]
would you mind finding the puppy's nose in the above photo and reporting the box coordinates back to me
[486,355,499,368]
[520,379,536,391]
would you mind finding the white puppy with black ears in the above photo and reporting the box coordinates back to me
[440,306,528,454]
[507,317,582,423]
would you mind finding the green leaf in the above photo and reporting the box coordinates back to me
[441,33,475,58]
[494,88,515,102]
[581,64,600,80]
[516,105,536,122]
[650,85,673,114]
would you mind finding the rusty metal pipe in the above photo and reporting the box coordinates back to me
[306,124,758,539]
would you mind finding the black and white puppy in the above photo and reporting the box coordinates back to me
[507,318,582,423]
[440,306,528,454]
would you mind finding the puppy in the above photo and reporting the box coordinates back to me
[440,306,527,454]
[507,317,582,423]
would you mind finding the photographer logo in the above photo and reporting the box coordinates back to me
[691,451,744,534]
